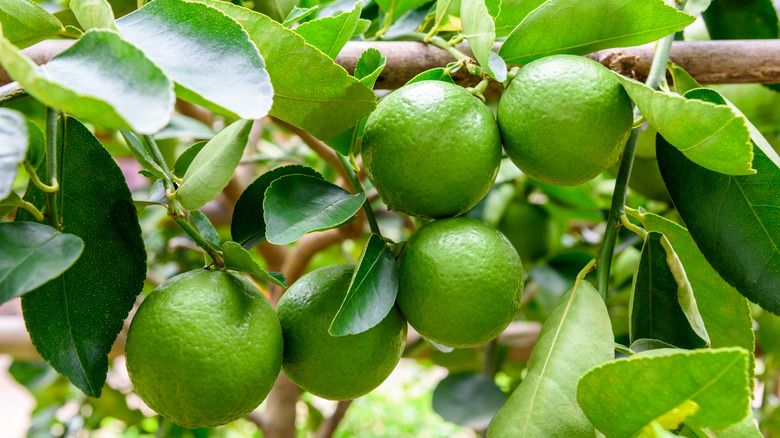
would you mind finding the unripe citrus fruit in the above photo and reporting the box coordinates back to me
[497,55,633,186]
[497,201,556,263]
[398,217,524,348]
[362,80,502,219]
[125,269,283,429]
[276,264,407,400]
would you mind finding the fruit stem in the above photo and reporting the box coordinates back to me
[337,153,382,236]
[399,33,486,78]
[595,29,677,301]
[44,107,62,230]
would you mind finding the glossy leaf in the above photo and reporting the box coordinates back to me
[25,121,45,170]
[231,165,322,248]
[294,0,363,59]
[577,348,751,437]
[433,373,506,430]
[684,0,712,15]
[264,174,365,245]
[198,0,377,140]
[221,241,287,287]
[0,0,63,48]
[498,0,694,64]
[189,210,219,247]
[616,76,754,176]
[702,0,778,40]
[119,131,167,180]
[630,338,677,353]
[668,62,702,95]
[254,0,300,22]
[0,108,28,200]
[329,234,398,336]
[0,222,83,304]
[488,280,614,437]
[461,0,505,81]
[493,0,544,37]
[630,231,709,349]
[283,6,318,27]
[16,116,146,397]
[375,0,430,22]
[407,67,456,85]
[176,120,253,211]
[116,0,273,120]
[71,0,118,30]
[172,141,207,179]
[431,0,457,35]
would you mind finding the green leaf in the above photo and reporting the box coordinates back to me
[221,241,287,287]
[294,0,363,59]
[668,62,702,95]
[25,121,45,170]
[577,348,752,437]
[488,280,614,437]
[119,131,167,180]
[630,231,709,349]
[406,67,456,85]
[176,119,253,211]
[71,0,118,31]
[115,0,273,120]
[263,174,366,245]
[630,338,678,353]
[493,0,544,37]
[188,210,219,247]
[615,76,755,176]
[329,234,398,336]
[0,108,28,200]
[498,0,694,65]
[684,0,712,16]
[635,211,755,377]
[0,191,24,218]
[432,373,506,430]
[702,0,778,40]
[154,115,214,141]
[253,0,300,22]
[231,165,322,248]
[708,410,763,437]
[172,141,207,178]
[198,0,377,140]
[375,0,430,23]
[461,0,505,81]
[0,28,174,134]
[283,6,318,27]
[0,222,83,305]
[0,0,63,48]
[716,89,780,170]
[431,0,457,35]
[16,116,146,398]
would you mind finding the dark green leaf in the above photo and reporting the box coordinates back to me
[0,191,24,218]
[432,373,505,430]
[461,0,505,81]
[493,0,544,37]
[488,280,614,437]
[71,0,118,31]
[703,0,778,40]
[172,141,207,178]
[406,67,456,85]
[176,120,253,211]
[0,108,27,199]
[283,6,318,27]
[329,234,398,336]
[264,174,366,245]
[0,0,63,48]
[189,210,219,247]
[630,231,709,349]
[115,0,273,119]
[153,115,214,141]
[25,121,45,170]
[16,116,146,397]
[294,0,363,59]
[231,165,322,248]
[615,76,755,176]
[119,131,167,180]
[221,241,287,287]
[498,0,694,65]
[253,0,300,22]
[0,222,83,304]
[199,0,377,140]
[0,29,174,134]
[577,348,752,437]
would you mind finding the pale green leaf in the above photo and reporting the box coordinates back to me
[493,0,544,37]
[222,241,287,287]
[294,0,363,59]
[461,0,505,81]
[283,5,318,27]
[0,108,27,200]
[71,0,118,31]
[0,0,63,48]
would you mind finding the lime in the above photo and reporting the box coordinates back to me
[497,201,556,264]
[276,264,407,400]
[125,269,283,429]
[398,217,524,348]
[362,80,502,219]
[497,55,633,186]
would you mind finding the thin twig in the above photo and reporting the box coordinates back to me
[314,400,353,438]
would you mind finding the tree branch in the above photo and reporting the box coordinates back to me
[271,117,350,185]
[315,400,353,438]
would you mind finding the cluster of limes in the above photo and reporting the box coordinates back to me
[123,54,633,429]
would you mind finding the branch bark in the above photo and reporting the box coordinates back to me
[315,400,353,438]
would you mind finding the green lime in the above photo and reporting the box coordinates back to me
[362,80,502,219]
[497,55,633,186]
[398,217,524,348]
[125,269,283,428]
[497,201,556,263]
[276,264,407,400]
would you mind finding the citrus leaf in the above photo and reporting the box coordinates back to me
[329,233,398,336]
[15,116,146,398]
[630,338,678,353]
[154,115,214,141]
[488,280,614,437]
[71,0,118,31]
[264,174,365,245]
[0,28,174,134]
[231,165,322,248]
[630,231,709,349]
[119,131,167,180]
[176,119,253,211]
[25,121,45,171]
[668,62,702,95]
[0,191,24,218]
[294,0,363,59]
[577,348,752,437]
[702,0,778,40]
[197,0,376,140]
[0,222,83,305]
[189,210,219,247]
[636,211,755,378]
[498,0,694,65]
[431,0,456,35]
[375,0,430,23]
[493,0,544,37]
[461,0,505,81]
[172,141,207,179]
[406,67,456,85]
[615,76,755,176]
[253,0,300,22]
[222,241,287,287]
[115,0,273,120]
[432,373,506,430]
[0,0,63,49]
[283,5,318,27]
[0,108,28,200]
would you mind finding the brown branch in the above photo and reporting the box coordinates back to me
[315,400,353,438]
[262,374,300,438]
[271,117,350,185]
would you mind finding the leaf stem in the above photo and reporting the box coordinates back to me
[140,135,175,192]
[44,107,61,230]
[595,31,676,301]
[171,215,224,268]
[24,161,58,193]
[15,198,46,222]
[337,153,382,236]
[399,33,486,78]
